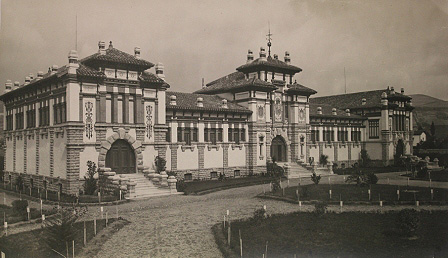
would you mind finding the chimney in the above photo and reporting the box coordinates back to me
[390,87,395,95]
[381,92,388,106]
[24,76,31,85]
[332,108,337,115]
[4,80,12,93]
[98,41,106,55]
[197,97,203,108]
[29,73,34,80]
[345,109,350,116]
[51,65,59,74]
[68,50,79,74]
[274,54,278,60]
[134,47,141,59]
[361,98,366,105]
[14,81,20,90]
[284,51,291,64]
[222,99,228,109]
[155,62,165,81]
[170,95,176,106]
[202,78,206,89]
[37,71,43,80]
[108,41,113,49]
[401,87,404,94]
[317,106,322,115]
[247,49,254,63]
[259,47,267,61]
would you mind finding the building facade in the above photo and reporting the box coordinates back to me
[1,41,413,194]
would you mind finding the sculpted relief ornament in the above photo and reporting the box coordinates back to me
[146,105,153,139]
[274,93,282,122]
[257,105,265,120]
[85,101,94,139]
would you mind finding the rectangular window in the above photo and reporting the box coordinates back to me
[204,128,209,142]
[166,127,171,142]
[15,110,24,129]
[218,128,223,142]
[228,128,232,142]
[369,120,380,139]
[210,128,216,144]
[177,127,182,142]
[234,128,240,144]
[240,128,246,142]
[311,129,316,143]
[184,128,191,145]
[193,128,198,142]
[27,109,36,128]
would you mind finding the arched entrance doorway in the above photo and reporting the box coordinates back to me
[271,136,287,162]
[106,139,136,174]
[396,139,405,158]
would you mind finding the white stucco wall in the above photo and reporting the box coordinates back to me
[53,136,66,179]
[177,148,198,170]
[39,137,50,176]
[366,142,383,161]
[5,139,13,171]
[204,147,223,169]
[26,138,36,174]
[15,138,24,173]
[142,145,158,171]
[338,145,349,161]
[79,146,99,179]
[228,146,245,167]
[351,145,362,162]
[322,145,334,162]
[309,145,319,162]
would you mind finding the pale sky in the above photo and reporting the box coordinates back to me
[1,0,447,100]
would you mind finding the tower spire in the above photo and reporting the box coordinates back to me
[266,22,272,57]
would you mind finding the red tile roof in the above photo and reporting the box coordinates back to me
[286,82,317,96]
[309,103,364,119]
[311,89,411,109]
[166,91,251,113]
[81,47,154,69]
[236,56,302,73]
[194,72,277,94]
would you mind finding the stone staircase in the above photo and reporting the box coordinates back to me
[284,160,333,179]
[119,174,172,200]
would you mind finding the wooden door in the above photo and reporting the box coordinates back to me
[106,140,136,174]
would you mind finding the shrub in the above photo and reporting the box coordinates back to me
[314,202,327,215]
[176,179,187,193]
[83,161,98,195]
[253,207,267,221]
[360,149,370,168]
[366,173,378,184]
[311,172,321,185]
[396,209,420,237]
[154,156,166,173]
[43,207,86,254]
[15,175,24,191]
[271,178,281,192]
[12,200,28,215]
[300,186,309,198]
[346,168,369,186]
[319,154,328,167]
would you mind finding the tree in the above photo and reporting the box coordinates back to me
[360,149,370,168]
[430,121,436,137]
[319,154,328,167]
[83,161,98,195]
[43,207,86,255]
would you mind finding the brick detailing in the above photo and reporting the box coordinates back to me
[136,128,145,142]
[153,125,167,143]
[334,143,338,163]
[95,127,107,151]
[170,144,178,171]
[223,144,229,168]
[24,134,27,173]
[13,134,16,172]
[289,125,298,162]
[66,125,84,194]
[49,130,54,177]
[35,130,39,174]
[198,144,205,169]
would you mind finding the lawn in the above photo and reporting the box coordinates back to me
[270,184,448,203]
[179,176,276,195]
[218,211,448,257]
[0,203,55,224]
[334,166,402,175]
[0,217,129,258]
[411,169,448,182]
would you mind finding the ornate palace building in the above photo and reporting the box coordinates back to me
[1,40,413,195]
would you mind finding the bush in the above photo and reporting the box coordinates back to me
[154,156,166,173]
[367,173,378,184]
[360,149,370,168]
[271,178,281,192]
[396,209,420,237]
[311,172,321,185]
[346,168,369,186]
[15,175,24,191]
[12,200,28,215]
[176,179,187,193]
[83,161,98,195]
[314,202,327,215]
[319,154,328,167]
[253,207,267,221]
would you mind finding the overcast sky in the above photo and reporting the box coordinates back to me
[1,0,447,100]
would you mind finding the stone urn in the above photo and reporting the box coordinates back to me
[167,176,178,193]
[160,171,168,187]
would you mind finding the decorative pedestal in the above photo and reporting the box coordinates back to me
[167,176,178,193]
[327,161,334,174]
[160,171,168,187]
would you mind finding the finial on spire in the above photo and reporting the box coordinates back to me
[266,22,273,57]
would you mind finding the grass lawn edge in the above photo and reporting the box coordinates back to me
[211,223,239,258]
[188,180,273,195]
[78,218,130,257]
